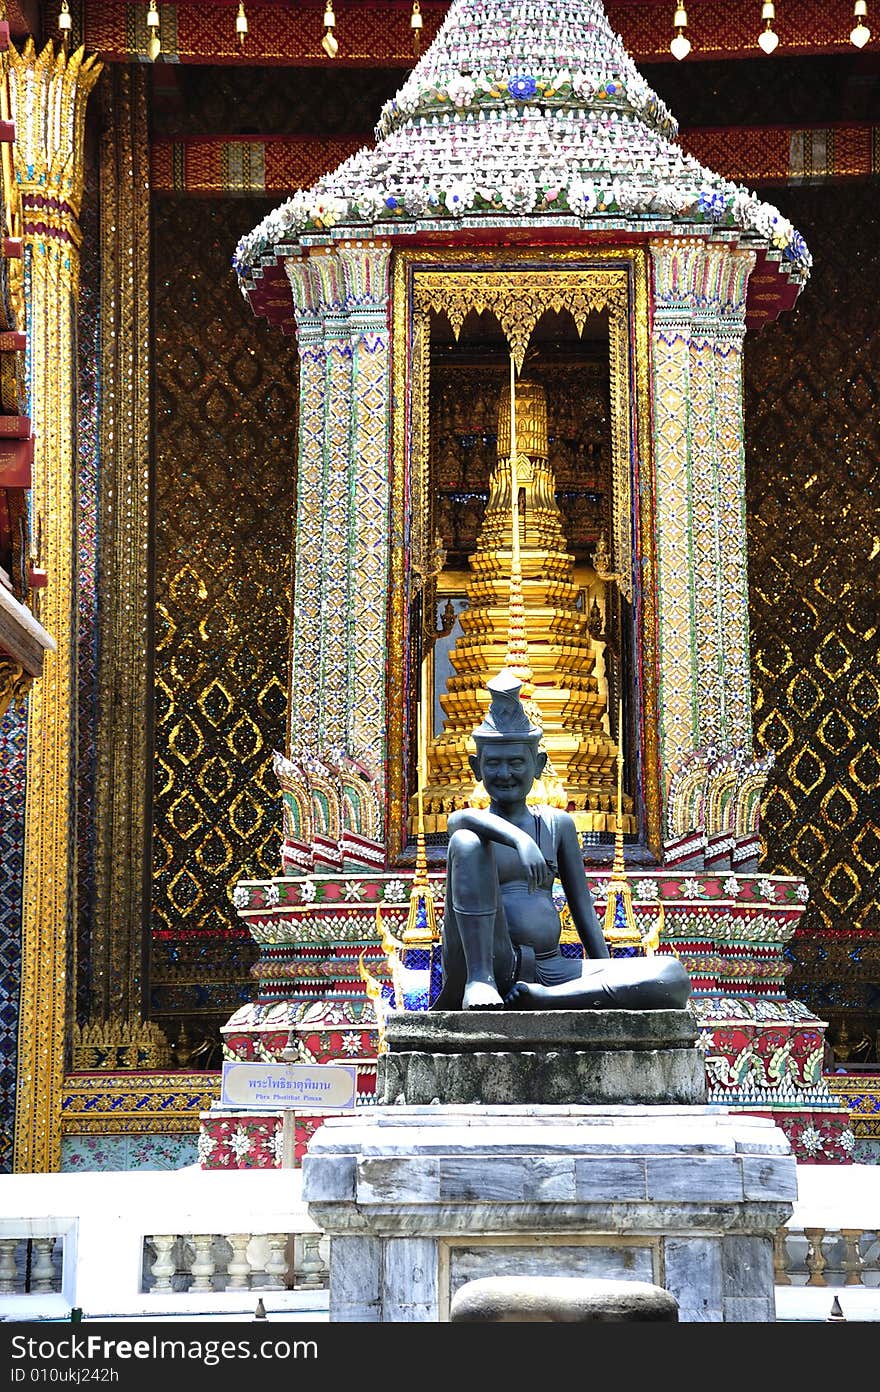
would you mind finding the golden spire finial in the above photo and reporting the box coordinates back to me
[600,704,665,953]
[603,699,638,945]
[403,657,440,945]
[504,352,533,694]
[611,697,626,880]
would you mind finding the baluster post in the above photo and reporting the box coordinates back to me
[0,1238,20,1293]
[149,1235,177,1293]
[226,1234,252,1291]
[841,1229,864,1287]
[297,1235,325,1289]
[263,1233,289,1290]
[190,1235,217,1292]
[773,1227,791,1286]
[805,1227,828,1287]
[31,1237,57,1292]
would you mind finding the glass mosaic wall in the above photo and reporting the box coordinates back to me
[150,195,298,1051]
[745,182,880,1055]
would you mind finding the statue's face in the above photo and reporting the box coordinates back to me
[471,740,545,808]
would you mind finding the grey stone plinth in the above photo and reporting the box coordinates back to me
[449,1275,679,1322]
[377,1009,707,1106]
[303,1105,796,1323]
[385,1009,698,1053]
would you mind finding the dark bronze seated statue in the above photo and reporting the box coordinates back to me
[431,670,692,1013]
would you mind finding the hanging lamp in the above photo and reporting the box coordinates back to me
[670,5,691,60]
[322,2,338,58]
[758,1,779,53]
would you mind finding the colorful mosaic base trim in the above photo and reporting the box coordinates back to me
[61,1071,218,1135]
[692,996,826,1097]
[827,1075,880,1141]
[198,1111,331,1169]
[224,1025,378,1072]
[747,1108,854,1165]
[217,869,844,1129]
[197,1105,852,1168]
[61,1132,198,1172]
[82,1,867,68]
[234,870,810,915]
[198,1112,283,1169]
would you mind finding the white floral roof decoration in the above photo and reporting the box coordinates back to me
[234,0,810,293]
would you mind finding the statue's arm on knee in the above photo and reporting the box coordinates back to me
[448,807,548,891]
[556,812,610,959]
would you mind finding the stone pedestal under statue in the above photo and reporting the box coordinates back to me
[303,1104,796,1322]
[376,1008,707,1107]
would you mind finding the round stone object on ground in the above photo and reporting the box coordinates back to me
[449,1276,679,1322]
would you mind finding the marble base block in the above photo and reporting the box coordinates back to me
[377,1009,707,1106]
[303,1105,796,1323]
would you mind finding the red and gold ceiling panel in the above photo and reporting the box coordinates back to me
[82,1,877,66]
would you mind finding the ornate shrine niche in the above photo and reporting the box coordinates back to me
[423,307,625,769]
[399,263,654,860]
[429,308,612,570]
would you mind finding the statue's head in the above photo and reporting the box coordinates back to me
[469,670,547,799]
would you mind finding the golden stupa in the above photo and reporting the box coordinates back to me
[417,375,636,835]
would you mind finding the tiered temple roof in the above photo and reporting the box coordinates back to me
[236,0,809,323]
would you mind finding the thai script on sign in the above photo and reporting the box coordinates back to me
[220,1061,357,1110]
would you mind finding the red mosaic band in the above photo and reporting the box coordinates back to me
[151,134,366,194]
[84,0,873,66]
[150,124,880,194]
[684,123,880,185]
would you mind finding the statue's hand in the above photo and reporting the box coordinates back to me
[517,836,549,892]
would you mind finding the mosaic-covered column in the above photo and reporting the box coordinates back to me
[649,237,763,867]
[90,63,152,1028]
[278,244,392,874]
[8,41,101,1171]
[339,243,391,859]
[649,237,702,835]
[714,249,757,751]
[284,258,324,761]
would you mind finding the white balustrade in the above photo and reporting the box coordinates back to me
[776,1226,880,1289]
[141,1230,312,1294]
[1,1163,879,1321]
[0,1166,327,1319]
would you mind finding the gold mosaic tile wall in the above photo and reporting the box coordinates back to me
[151,195,298,1041]
[745,182,880,1042]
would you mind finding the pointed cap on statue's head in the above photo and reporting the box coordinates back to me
[473,669,543,748]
